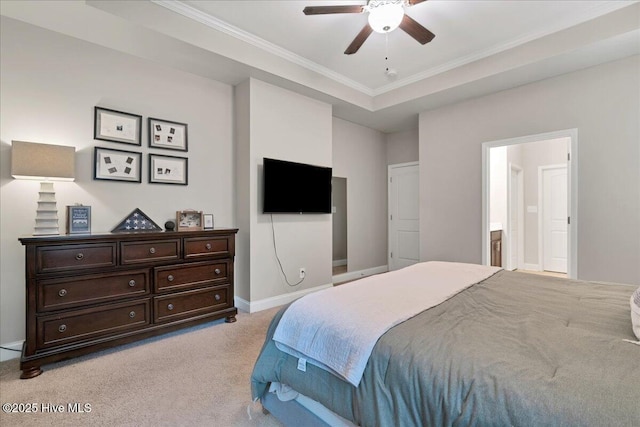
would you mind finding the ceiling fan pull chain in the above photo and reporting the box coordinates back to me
[385,32,389,73]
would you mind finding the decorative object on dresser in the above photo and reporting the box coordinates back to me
[148,117,188,151]
[94,146,142,183]
[177,210,203,231]
[164,220,176,232]
[11,141,76,236]
[112,208,162,232]
[148,154,188,185]
[66,205,91,234]
[94,106,142,146]
[18,228,238,379]
[204,214,214,230]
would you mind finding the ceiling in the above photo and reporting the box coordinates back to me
[1,0,639,132]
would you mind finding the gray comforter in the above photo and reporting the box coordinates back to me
[251,270,640,426]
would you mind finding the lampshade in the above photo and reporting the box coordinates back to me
[11,140,75,181]
[368,1,404,34]
[11,141,76,235]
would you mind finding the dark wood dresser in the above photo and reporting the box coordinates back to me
[18,228,238,379]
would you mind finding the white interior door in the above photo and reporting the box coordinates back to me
[542,166,568,273]
[388,163,419,271]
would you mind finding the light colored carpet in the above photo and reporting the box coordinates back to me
[0,307,284,427]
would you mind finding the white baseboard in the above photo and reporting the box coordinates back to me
[234,265,388,313]
[235,283,333,313]
[332,259,347,267]
[1,341,23,362]
[522,263,541,271]
[332,265,388,284]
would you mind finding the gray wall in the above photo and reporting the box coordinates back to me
[0,18,235,347]
[236,78,333,305]
[386,128,419,165]
[333,118,388,272]
[420,55,640,285]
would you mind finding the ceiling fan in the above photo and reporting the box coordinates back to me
[303,0,435,55]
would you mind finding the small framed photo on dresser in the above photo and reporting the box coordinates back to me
[203,214,214,230]
[66,205,91,234]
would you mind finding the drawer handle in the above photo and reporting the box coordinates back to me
[149,247,156,254]
[128,280,136,287]
[167,303,174,311]
[205,243,212,250]
[129,311,136,318]
[214,294,221,301]
[214,268,221,275]
[58,289,67,297]
[167,275,174,282]
[75,253,84,260]
[58,324,67,333]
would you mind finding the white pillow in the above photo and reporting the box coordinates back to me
[632,286,640,340]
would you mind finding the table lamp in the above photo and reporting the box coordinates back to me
[11,141,76,235]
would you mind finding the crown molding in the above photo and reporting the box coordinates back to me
[153,0,634,101]
[372,1,635,95]
[151,0,374,96]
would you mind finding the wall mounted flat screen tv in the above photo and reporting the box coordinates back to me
[263,158,332,214]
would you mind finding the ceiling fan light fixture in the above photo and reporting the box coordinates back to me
[367,1,404,34]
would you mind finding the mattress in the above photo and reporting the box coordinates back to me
[252,268,640,426]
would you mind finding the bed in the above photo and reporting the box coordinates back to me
[251,262,640,427]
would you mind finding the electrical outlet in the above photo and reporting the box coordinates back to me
[299,268,306,279]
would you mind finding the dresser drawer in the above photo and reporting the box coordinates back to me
[36,243,116,274]
[120,239,180,265]
[38,270,150,312]
[153,286,230,323]
[37,299,150,348]
[184,236,232,259]
[154,261,229,293]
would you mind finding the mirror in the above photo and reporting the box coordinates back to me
[332,177,347,276]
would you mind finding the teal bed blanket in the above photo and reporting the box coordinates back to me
[251,270,640,426]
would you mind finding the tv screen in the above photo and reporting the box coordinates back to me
[263,158,332,214]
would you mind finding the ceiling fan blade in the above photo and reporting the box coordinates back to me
[303,5,364,15]
[399,14,435,45]
[406,0,428,5]
[344,24,373,55]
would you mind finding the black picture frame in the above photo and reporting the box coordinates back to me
[148,154,188,185]
[94,147,142,183]
[148,117,188,151]
[94,107,142,146]
[66,205,91,234]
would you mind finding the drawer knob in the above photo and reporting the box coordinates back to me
[129,311,136,318]
[214,268,221,275]
[215,294,221,301]
[128,280,136,287]
[167,303,174,311]
[75,253,84,260]
[58,289,67,297]
[149,247,156,254]
[205,243,212,250]
[58,324,67,333]
[167,275,174,282]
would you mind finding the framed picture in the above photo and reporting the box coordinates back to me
[149,154,188,185]
[148,117,188,151]
[66,205,91,234]
[176,210,203,231]
[203,214,214,230]
[94,147,142,183]
[94,107,142,145]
